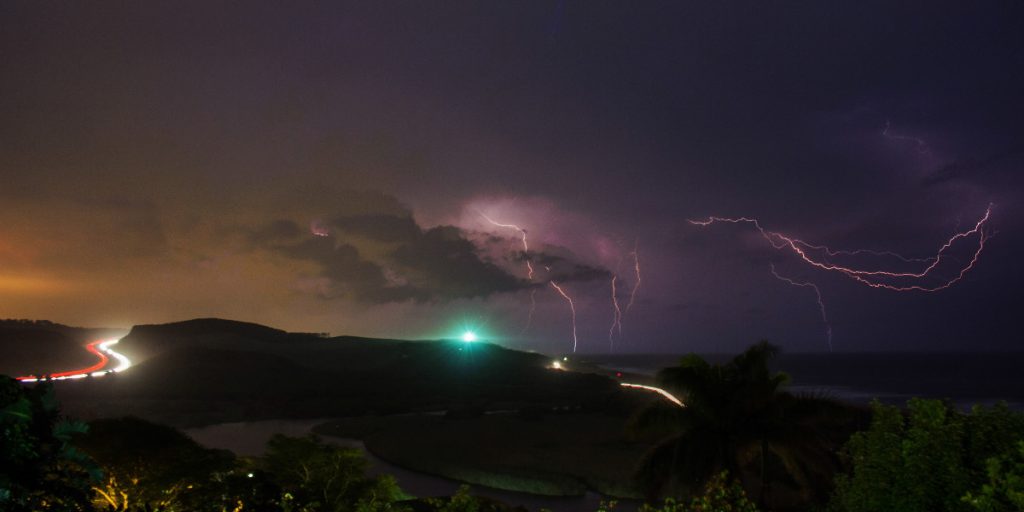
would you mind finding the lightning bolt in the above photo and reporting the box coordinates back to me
[688,204,992,292]
[793,241,936,265]
[549,280,578,353]
[625,242,641,312]
[479,212,534,280]
[609,275,622,351]
[478,211,635,353]
[690,204,993,348]
[310,219,330,237]
[883,120,931,156]
[769,262,833,351]
[479,211,540,334]
[524,288,537,333]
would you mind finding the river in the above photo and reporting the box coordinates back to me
[185,419,621,512]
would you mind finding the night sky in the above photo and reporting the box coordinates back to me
[2,2,1022,353]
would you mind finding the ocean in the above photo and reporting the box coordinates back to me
[580,352,1024,410]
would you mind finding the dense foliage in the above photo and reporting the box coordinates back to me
[263,434,406,512]
[1,376,100,511]
[3,373,410,512]
[629,341,857,509]
[632,471,759,512]
[77,425,408,512]
[5,340,1024,512]
[829,399,1024,512]
[962,441,1024,512]
[77,416,237,511]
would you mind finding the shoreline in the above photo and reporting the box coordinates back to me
[185,417,641,512]
[313,412,649,500]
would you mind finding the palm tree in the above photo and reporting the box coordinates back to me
[630,341,854,509]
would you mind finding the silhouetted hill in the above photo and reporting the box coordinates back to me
[0,319,124,376]
[52,318,633,426]
[120,318,297,362]
[134,318,288,338]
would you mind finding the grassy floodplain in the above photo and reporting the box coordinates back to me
[315,412,654,498]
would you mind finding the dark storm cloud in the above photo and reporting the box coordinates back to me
[246,209,527,303]
[243,205,618,303]
[271,237,403,302]
[3,1,1023,350]
[547,263,610,284]
[329,211,528,298]
[246,219,304,245]
[522,252,611,283]
[331,214,421,243]
[388,225,522,299]
[922,148,1024,187]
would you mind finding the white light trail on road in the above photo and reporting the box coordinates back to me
[99,338,131,372]
[620,382,685,407]
[17,338,131,382]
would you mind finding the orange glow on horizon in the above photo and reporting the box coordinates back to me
[0,274,72,295]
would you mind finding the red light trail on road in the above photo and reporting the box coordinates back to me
[17,338,131,382]
[17,340,108,380]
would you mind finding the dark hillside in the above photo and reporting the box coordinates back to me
[53,318,630,427]
[118,318,297,362]
[0,319,124,376]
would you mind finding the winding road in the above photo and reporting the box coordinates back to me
[17,336,680,413]
[620,382,685,407]
[17,338,131,382]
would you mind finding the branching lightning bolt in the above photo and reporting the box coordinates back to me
[793,240,937,265]
[525,288,537,333]
[549,280,578,353]
[883,120,931,156]
[609,275,622,350]
[690,204,993,348]
[479,212,534,280]
[688,204,992,292]
[625,242,641,313]
[478,212,640,353]
[480,211,539,333]
[769,262,833,351]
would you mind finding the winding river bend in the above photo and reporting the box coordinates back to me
[185,419,626,512]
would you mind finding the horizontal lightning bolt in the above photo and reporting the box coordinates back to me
[689,204,992,292]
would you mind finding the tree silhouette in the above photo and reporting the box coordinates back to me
[630,342,854,509]
[1,376,100,511]
[263,434,405,512]
[76,416,234,511]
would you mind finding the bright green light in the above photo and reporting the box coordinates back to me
[461,331,478,342]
